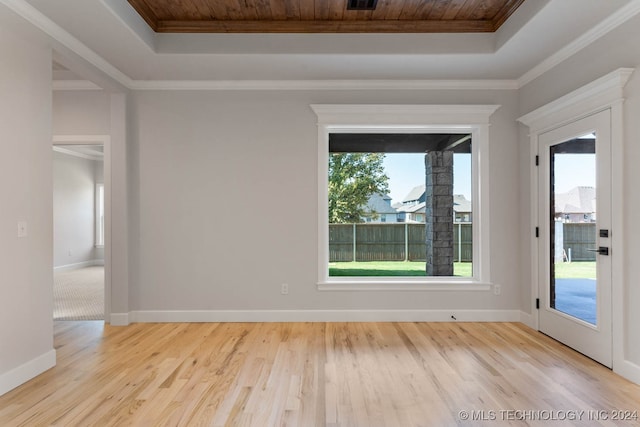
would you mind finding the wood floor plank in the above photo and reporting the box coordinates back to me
[1,321,639,426]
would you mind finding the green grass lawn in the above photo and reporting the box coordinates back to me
[329,261,596,278]
[329,261,472,277]
[554,261,596,279]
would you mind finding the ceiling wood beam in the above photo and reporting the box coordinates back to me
[156,19,495,33]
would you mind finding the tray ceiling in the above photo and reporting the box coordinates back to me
[9,0,638,83]
[126,0,526,33]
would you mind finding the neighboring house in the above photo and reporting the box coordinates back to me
[362,193,398,223]
[454,194,472,223]
[396,201,426,223]
[396,185,472,223]
[554,186,596,223]
[395,185,426,223]
[400,184,426,206]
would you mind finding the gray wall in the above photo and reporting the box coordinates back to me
[53,90,110,135]
[53,151,102,268]
[129,89,521,312]
[0,19,54,394]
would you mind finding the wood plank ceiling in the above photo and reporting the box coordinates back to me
[127,0,526,33]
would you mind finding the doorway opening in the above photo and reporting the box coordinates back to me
[53,139,110,321]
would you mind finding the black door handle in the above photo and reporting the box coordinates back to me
[586,247,609,256]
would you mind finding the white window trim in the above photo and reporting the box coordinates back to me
[311,104,500,290]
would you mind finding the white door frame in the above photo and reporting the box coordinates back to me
[53,135,112,322]
[537,110,612,366]
[518,68,634,379]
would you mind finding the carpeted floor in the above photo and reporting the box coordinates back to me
[53,266,104,321]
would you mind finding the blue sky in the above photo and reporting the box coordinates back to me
[383,152,595,205]
[553,154,596,193]
[383,153,472,204]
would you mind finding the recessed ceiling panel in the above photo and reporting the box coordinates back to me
[126,0,526,33]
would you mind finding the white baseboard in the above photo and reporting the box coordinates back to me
[109,313,130,326]
[0,350,56,397]
[519,311,536,329]
[128,309,522,323]
[54,259,104,271]
[615,360,640,385]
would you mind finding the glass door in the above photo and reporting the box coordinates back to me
[538,110,612,367]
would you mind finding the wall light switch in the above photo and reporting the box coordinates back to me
[17,221,28,238]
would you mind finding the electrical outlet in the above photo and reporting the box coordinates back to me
[281,283,289,295]
[494,284,501,296]
[17,221,27,238]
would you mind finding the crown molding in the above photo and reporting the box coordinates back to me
[52,80,103,91]
[101,0,156,52]
[517,0,640,87]
[129,79,518,91]
[311,104,501,125]
[517,68,634,132]
[0,0,133,88]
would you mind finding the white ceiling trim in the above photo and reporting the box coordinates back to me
[518,0,640,87]
[101,0,156,52]
[3,0,638,91]
[517,68,634,132]
[52,80,103,91]
[0,0,133,88]
[311,104,501,125]
[130,79,519,91]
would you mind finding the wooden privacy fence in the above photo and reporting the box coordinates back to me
[560,222,596,261]
[329,223,472,262]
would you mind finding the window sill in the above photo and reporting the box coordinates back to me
[317,279,492,292]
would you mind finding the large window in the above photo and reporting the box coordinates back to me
[328,134,473,278]
[312,104,498,290]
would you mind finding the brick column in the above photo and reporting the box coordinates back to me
[425,151,454,276]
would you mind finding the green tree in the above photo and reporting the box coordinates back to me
[328,153,389,223]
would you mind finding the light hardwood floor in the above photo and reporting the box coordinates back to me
[0,321,639,426]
